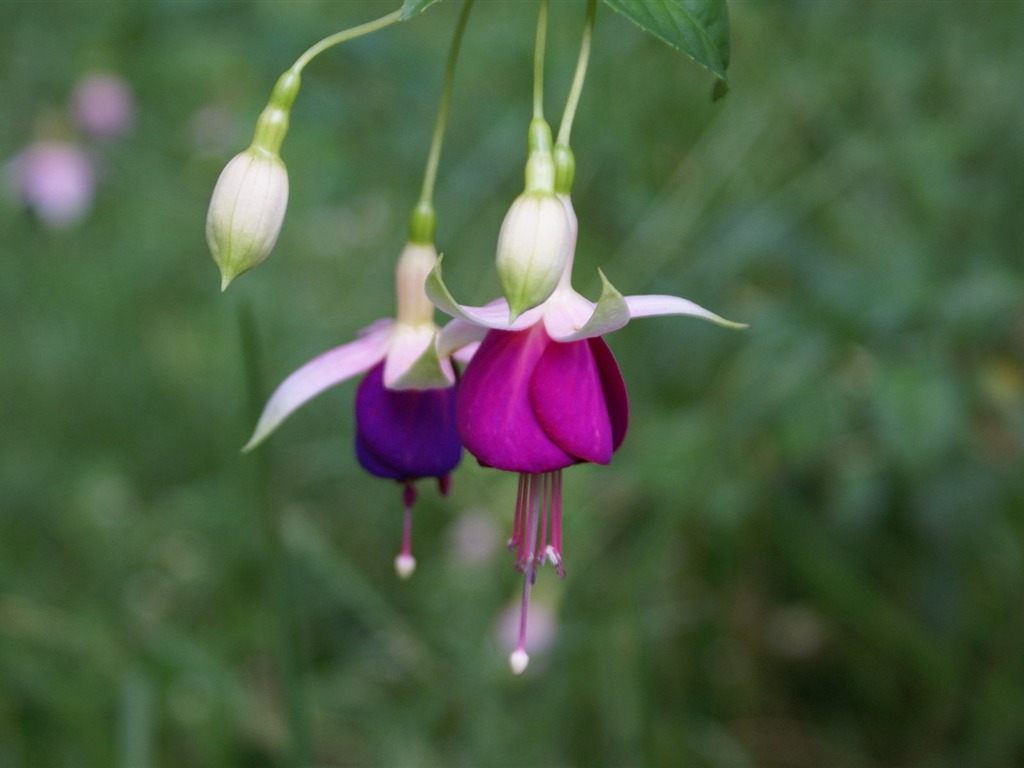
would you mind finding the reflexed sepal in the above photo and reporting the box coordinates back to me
[559,270,631,341]
[388,332,455,390]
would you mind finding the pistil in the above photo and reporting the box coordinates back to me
[394,482,417,579]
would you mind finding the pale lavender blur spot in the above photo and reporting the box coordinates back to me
[73,73,134,138]
[12,142,95,227]
[495,598,557,658]
[187,105,238,156]
[448,511,501,566]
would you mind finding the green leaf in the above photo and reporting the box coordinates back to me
[399,0,442,21]
[601,0,731,83]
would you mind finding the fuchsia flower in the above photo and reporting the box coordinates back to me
[245,241,464,578]
[428,195,744,673]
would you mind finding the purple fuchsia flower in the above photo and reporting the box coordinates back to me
[244,240,466,577]
[428,194,745,673]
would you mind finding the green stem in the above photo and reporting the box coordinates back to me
[533,0,548,120]
[292,9,403,73]
[239,304,309,768]
[556,0,596,148]
[412,0,476,243]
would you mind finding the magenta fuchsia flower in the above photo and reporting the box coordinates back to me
[245,241,465,578]
[428,195,744,673]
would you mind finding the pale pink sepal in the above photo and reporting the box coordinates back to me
[437,319,489,359]
[453,341,480,364]
[624,294,748,329]
[550,270,631,342]
[242,320,393,452]
[383,324,454,390]
[425,258,543,332]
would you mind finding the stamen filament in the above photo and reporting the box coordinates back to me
[536,473,549,569]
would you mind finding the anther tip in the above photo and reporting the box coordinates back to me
[510,649,530,675]
[394,554,416,579]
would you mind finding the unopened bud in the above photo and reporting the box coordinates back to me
[206,69,300,291]
[496,190,570,320]
[206,147,289,290]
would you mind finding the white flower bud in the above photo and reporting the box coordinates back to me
[206,148,288,291]
[496,190,570,320]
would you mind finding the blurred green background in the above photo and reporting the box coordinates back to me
[2,1,1023,766]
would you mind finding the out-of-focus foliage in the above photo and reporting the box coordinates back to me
[1,2,1022,767]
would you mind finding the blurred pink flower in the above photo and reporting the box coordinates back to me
[11,142,95,227]
[73,73,134,138]
[448,511,501,567]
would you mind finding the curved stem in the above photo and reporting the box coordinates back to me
[292,9,403,73]
[418,0,475,210]
[533,0,549,120]
[557,0,596,147]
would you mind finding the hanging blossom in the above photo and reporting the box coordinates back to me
[244,239,467,578]
[427,192,744,673]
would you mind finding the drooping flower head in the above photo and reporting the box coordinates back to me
[236,4,477,578]
[429,185,745,672]
[245,237,465,578]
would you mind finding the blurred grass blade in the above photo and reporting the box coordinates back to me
[117,669,153,768]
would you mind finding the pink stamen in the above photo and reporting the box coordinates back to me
[530,474,543,580]
[509,474,526,552]
[536,473,549,570]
